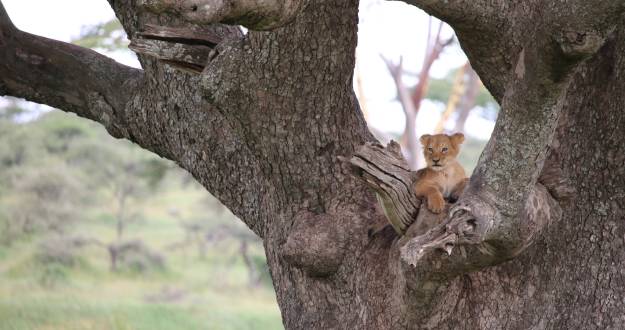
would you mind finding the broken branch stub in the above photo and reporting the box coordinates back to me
[347,141,421,235]
[129,23,243,73]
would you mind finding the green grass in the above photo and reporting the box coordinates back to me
[0,185,283,330]
[0,299,259,330]
[0,294,282,330]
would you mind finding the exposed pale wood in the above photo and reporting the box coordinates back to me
[129,39,210,73]
[347,141,421,235]
[130,24,243,74]
[137,23,243,47]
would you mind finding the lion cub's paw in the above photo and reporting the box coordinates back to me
[426,194,446,214]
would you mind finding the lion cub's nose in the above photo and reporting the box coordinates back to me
[432,158,440,163]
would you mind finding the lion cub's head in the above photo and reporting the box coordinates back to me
[419,133,464,171]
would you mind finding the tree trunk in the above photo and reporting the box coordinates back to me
[1,0,624,329]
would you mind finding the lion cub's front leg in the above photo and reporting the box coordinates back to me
[414,181,445,214]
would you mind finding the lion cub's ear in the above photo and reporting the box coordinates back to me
[450,133,465,146]
[419,134,431,146]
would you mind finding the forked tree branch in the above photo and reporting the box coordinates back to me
[347,141,562,298]
[0,1,143,138]
[361,0,625,299]
[468,0,624,226]
[138,0,305,30]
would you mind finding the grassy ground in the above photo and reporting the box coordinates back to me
[0,184,283,330]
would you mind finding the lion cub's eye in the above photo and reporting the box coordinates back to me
[427,147,433,153]
[442,147,448,153]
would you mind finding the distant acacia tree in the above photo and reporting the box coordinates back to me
[72,139,168,271]
[1,1,625,329]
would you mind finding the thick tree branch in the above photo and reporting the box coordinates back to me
[470,0,623,219]
[138,0,304,30]
[394,0,503,28]
[378,1,625,287]
[291,6,625,317]
[0,0,12,30]
[0,1,142,139]
[0,2,271,238]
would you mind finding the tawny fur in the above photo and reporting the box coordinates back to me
[414,133,468,214]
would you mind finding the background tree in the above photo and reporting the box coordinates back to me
[426,65,497,135]
[380,19,453,168]
[92,147,168,272]
[2,1,625,330]
[168,196,272,287]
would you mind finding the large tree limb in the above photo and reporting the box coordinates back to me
[0,1,272,238]
[394,0,504,28]
[138,0,304,30]
[348,0,623,300]
[0,2,142,138]
[371,0,625,292]
[468,0,623,222]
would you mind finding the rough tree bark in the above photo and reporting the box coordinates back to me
[1,0,625,329]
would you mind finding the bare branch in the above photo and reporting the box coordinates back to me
[381,29,453,169]
[453,66,480,133]
[434,62,468,133]
[412,33,452,106]
[380,55,420,168]
[138,0,304,30]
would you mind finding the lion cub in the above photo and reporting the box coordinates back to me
[414,133,468,213]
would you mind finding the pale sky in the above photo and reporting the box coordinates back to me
[1,0,494,140]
